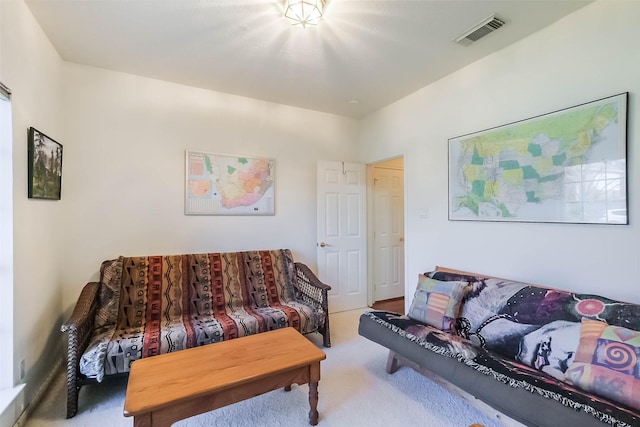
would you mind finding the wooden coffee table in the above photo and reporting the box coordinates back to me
[123,327,326,427]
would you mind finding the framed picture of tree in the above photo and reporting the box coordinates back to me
[28,127,63,200]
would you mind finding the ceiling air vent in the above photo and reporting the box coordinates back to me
[455,14,505,46]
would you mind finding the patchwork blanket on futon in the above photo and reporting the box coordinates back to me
[366,267,640,427]
[80,250,322,381]
[365,311,640,427]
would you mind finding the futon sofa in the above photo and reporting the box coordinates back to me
[61,249,330,418]
[359,267,640,427]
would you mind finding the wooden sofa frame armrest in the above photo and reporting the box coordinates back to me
[60,281,100,418]
[294,262,332,347]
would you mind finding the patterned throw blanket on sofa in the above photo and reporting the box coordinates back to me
[80,249,321,381]
[365,269,640,427]
[365,310,639,427]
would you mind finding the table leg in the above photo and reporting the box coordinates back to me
[133,413,152,427]
[308,381,319,426]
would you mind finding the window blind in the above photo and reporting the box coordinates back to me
[0,82,11,101]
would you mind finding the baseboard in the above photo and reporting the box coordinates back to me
[0,384,25,427]
[12,357,64,427]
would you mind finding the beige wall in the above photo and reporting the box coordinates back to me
[0,0,65,424]
[3,1,640,426]
[359,0,640,304]
[60,63,359,310]
[2,2,358,425]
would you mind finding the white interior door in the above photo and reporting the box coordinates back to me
[373,166,405,302]
[317,161,367,313]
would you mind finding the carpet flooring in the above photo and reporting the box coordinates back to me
[25,309,503,427]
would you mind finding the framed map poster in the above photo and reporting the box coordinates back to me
[448,93,628,224]
[185,150,275,215]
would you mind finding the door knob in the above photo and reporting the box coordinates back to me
[319,242,330,247]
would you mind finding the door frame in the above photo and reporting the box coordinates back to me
[366,155,406,307]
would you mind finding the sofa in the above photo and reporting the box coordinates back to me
[359,266,640,427]
[61,249,330,418]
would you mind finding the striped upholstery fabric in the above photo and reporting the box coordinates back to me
[80,249,319,381]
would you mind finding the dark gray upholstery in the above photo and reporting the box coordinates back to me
[358,313,612,427]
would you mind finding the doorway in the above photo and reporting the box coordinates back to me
[368,157,405,309]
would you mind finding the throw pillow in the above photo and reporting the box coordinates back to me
[565,318,640,410]
[407,274,470,332]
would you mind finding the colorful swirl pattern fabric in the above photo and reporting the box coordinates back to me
[566,318,640,410]
[366,310,640,427]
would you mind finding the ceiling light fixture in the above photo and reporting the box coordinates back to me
[285,0,325,28]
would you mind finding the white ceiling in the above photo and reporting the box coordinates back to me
[25,0,593,118]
